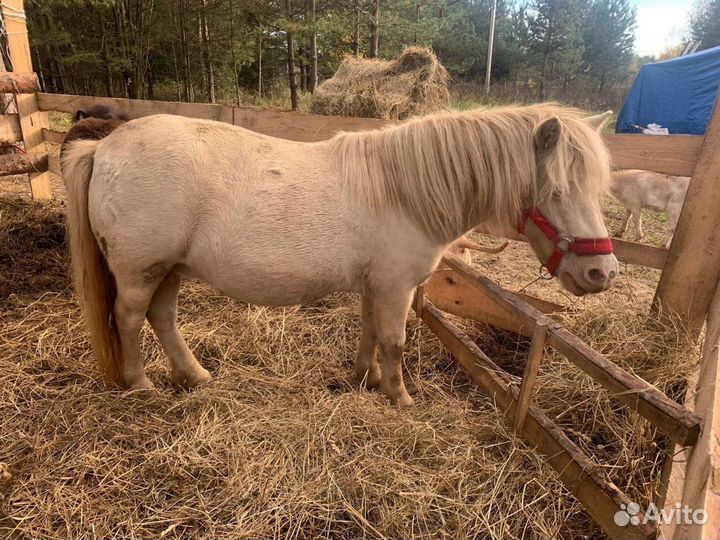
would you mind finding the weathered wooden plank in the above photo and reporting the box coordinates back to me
[42,127,66,145]
[659,283,720,540]
[418,301,656,540]
[442,254,555,325]
[513,322,548,432]
[424,268,562,337]
[0,113,22,145]
[232,106,390,141]
[47,154,61,176]
[547,326,701,446]
[37,93,234,124]
[4,0,52,199]
[604,133,703,177]
[36,93,392,142]
[0,71,38,93]
[0,149,47,176]
[655,97,720,335]
[442,254,702,446]
[473,224,668,269]
[0,151,48,176]
[612,237,668,269]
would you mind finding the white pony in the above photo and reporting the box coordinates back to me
[610,169,690,248]
[62,105,616,406]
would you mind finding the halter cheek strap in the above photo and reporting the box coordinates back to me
[517,208,613,276]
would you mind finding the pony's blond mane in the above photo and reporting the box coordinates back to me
[332,103,610,241]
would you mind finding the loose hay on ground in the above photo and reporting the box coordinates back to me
[310,47,451,120]
[0,198,698,539]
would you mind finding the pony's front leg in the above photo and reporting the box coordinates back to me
[353,293,381,389]
[373,287,415,407]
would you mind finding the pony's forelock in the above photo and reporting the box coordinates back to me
[332,103,610,241]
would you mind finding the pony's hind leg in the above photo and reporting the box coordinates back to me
[353,293,381,389]
[614,207,631,237]
[146,272,212,387]
[373,287,415,407]
[632,209,644,240]
[662,200,683,249]
[113,279,157,390]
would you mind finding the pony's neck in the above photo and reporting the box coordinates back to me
[333,111,538,243]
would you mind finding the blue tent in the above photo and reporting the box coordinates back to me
[616,46,720,135]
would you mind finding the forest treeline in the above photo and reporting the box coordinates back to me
[22,0,720,111]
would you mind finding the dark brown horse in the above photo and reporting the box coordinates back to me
[61,105,128,157]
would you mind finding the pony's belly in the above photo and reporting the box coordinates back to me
[177,261,355,307]
[220,276,349,307]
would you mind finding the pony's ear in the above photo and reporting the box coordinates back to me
[534,117,562,153]
[74,110,88,122]
[585,110,613,131]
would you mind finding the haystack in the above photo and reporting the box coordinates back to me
[310,46,451,120]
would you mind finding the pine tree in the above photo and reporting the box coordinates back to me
[583,0,636,92]
[529,0,585,99]
[690,0,720,50]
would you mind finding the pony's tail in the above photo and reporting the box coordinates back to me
[62,140,123,385]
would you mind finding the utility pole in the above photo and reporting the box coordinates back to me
[484,0,497,94]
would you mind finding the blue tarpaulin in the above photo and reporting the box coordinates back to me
[616,46,720,135]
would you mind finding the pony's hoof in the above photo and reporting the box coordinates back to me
[127,376,155,393]
[354,366,381,389]
[390,392,414,408]
[172,367,213,388]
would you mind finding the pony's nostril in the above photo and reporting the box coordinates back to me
[587,268,607,284]
[608,269,618,281]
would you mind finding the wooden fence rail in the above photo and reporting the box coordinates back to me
[605,134,704,177]
[439,254,702,446]
[417,300,656,540]
[473,224,669,270]
[0,151,47,175]
[0,114,22,146]
[37,93,390,142]
[0,71,39,94]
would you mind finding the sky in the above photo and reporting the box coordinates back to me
[632,0,694,56]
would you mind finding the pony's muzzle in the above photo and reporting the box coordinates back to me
[585,266,617,288]
[559,253,618,295]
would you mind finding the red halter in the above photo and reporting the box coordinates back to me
[517,208,614,276]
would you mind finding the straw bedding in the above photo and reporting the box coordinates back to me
[0,196,697,539]
[310,47,451,120]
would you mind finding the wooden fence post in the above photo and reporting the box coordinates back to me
[512,321,548,432]
[659,280,720,539]
[654,94,720,335]
[1,0,52,199]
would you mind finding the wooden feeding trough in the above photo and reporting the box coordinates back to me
[2,0,720,533]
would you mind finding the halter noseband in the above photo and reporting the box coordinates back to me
[517,208,613,276]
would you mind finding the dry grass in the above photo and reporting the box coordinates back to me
[310,47,450,120]
[0,196,698,539]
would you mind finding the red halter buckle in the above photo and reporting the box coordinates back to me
[517,208,613,276]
